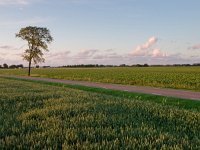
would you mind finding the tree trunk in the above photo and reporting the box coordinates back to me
[28,60,31,76]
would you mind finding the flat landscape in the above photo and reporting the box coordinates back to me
[1,77,200,149]
[1,0,200,149]
[0,67,200,91]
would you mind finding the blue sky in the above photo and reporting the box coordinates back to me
[0,0,200,66]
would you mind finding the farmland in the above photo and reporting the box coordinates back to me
[1,77,200,149]
[0,66,200,91]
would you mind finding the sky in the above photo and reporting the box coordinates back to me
[0,0,200,66]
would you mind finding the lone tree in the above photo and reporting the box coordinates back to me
[16,26,53,76]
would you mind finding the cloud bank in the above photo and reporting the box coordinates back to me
[1,36,199,66]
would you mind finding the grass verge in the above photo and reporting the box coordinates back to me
[1,76,200,111]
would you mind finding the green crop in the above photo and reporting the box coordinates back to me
[0,66,200,91]
[0,78,200,149]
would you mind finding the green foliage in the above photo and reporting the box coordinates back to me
[0,78,200,149]
[16,26,53,64]
[0,67,200,91]
[16,26,53,76]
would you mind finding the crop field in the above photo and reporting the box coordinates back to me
[1,77,200,149]
[0,67,200,91]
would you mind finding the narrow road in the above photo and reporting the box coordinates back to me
[2,75,200,101]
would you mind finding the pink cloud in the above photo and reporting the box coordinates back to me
[151,48,167,58]
[143,36,158,49]
[131,46,146,56]
[190,44,200,50]
[130,36,158,56]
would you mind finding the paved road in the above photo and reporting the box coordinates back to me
[2,75,200,101]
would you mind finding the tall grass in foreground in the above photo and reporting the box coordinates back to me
[0,78,200,149]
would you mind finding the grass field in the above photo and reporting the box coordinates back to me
[0,67,200,91]
[1,77,200,149]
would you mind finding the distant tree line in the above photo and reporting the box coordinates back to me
[59,63,200,68]
[1,63,200,69]
[0,63,23,69]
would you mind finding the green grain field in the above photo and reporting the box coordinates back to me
[0,67,200,91]
[1,77,200,149]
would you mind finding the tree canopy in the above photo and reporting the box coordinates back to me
[16,26,53,76]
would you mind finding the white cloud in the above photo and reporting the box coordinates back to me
[45,49,126,65]
[46,51,71,59]
[131,46,146,56]
[104,49,114,52]
[129,36,169,59]
[151,48,167,58]
[130,36,158,56]
[93,52,124,59]
[0,0,44,6]
[45,51,71,66]
[143,36,157,49]
[74,49,99,59]
[0,0,29,5]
